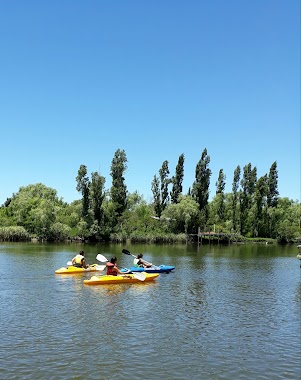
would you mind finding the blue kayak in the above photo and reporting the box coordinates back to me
[122,265,175,274]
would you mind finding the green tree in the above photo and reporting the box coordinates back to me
[239,163,257,236]
[267,161,279,208]
[151,175,161,217]
[192,148,211,227]
[49,222,71,241]
[161,195,200,234]
[55,200,81,231]
[151,160,171,218]
[159,160,171,212]
[90,171,106,227]
[252,175,268,237]
[30,199,56,239]
[76,165,91,221]
[275,198,300,242]
[170,153,185,204]
[215,169,226,223]
[5,183,63,238]
[0,206,14,227]
[119,192,155,235]
[232,165,241,232]
[110,148,128,218]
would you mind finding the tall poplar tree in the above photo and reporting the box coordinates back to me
[151,175,161,217]
[90,171,106,227]
[239,163,257,236]
[267,161,279,208]
[151,160,171,217]
[159,160,170,211]
[266,161,279,237]
[170,153,185,204]
[252,174,268,237]
[216,169,226,194]
[215,169,226,223]
[76,164,90,221]
[232,165,241,232]
[192,148,211,226]
[110,149,128,218]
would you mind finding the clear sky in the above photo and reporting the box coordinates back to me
[0,0,300,205]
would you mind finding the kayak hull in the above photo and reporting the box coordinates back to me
[122,265,175,273]
[55,264,101,274]
[84,273,159,285]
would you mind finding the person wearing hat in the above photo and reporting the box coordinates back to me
[133,253,152,268]
[72,250,89,269]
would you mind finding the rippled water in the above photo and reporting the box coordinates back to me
[0,242,300,379]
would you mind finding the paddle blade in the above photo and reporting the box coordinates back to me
[132,272,146,281]
[122,267,146,281]
[96,253,108,263]
[122,249,131,255]
[95,264,106,271]
[66,261,72,266]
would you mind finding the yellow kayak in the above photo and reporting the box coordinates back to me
[84,273,159,285]
[55,264,105,274]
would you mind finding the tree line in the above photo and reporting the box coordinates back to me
[0,148,300,243]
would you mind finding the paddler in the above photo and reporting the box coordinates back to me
[72,250,89,269]
[133,253,153,268]
[107,257,130,276]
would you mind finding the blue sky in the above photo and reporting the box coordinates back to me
[0,0,300,205]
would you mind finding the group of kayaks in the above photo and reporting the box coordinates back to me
[55,250,175,285]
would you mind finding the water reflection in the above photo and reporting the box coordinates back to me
[0,242,300,380]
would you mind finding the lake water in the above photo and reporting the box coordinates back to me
[0,242,300,380]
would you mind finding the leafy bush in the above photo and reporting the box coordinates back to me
[0,226,30,241]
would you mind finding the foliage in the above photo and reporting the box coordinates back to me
[90,171,106,227]
[0,226,30,241]
[267,161,279,208]
[231,165,241,232]
[151,160,172,218]
[4,183,63,238]
[159,160,171,212]
[0,150,299,244]
[160,195,200,234]
[110,148,128,218]
[192,148,211,227]
[239,163,257,236]
[215,169,226,223]
[48,222,71,241]
[151,174,161,217]
[170,153,185,204]
[76,165,90,220]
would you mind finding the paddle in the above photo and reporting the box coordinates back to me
[122,249,159,269]
[66,261,105,271]
[96,254,146,281]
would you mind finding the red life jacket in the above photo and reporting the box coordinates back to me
[106,262,117,276]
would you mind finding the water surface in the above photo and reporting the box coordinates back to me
[0,242,300,379]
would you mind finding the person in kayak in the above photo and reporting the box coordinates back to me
[72,251,89,269]
[133,253,153,268]
[107,257,130,276]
